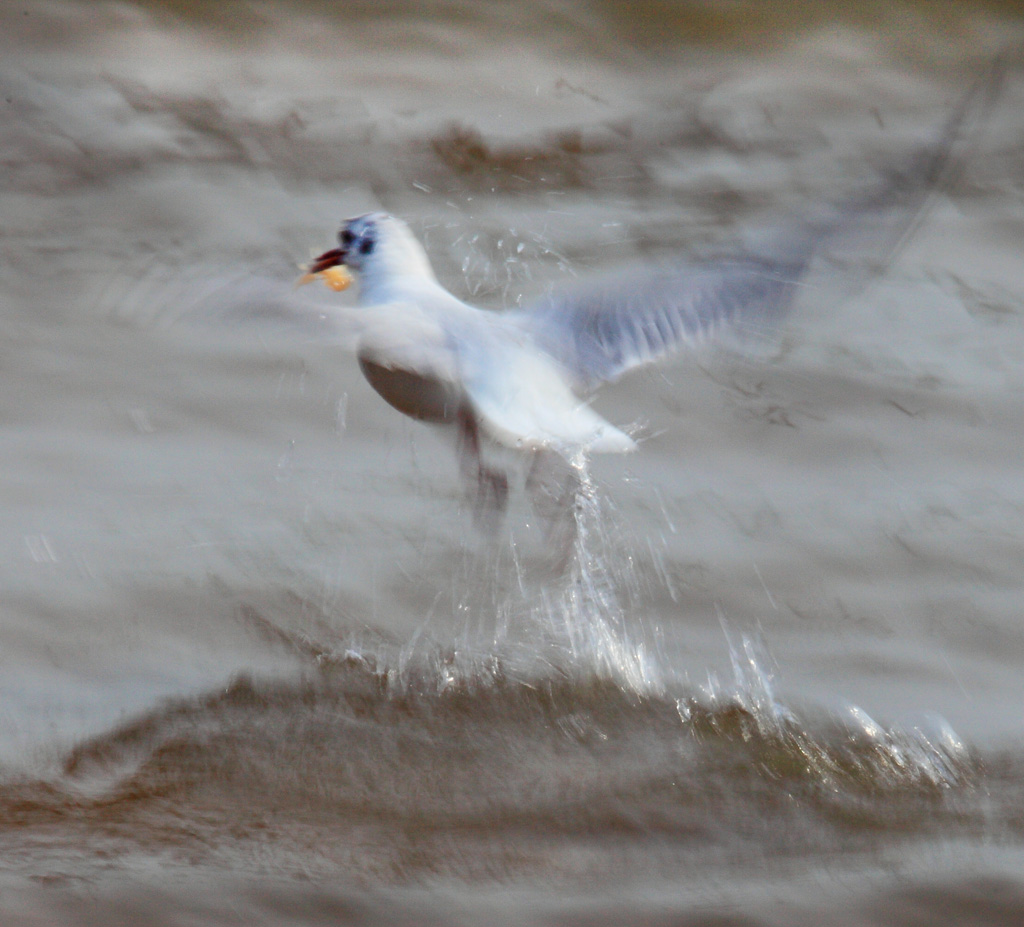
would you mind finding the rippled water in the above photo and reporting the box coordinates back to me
[3,1,1024,923]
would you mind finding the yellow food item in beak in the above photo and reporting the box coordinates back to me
[296,265,354,292]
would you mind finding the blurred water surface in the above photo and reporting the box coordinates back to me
[2,1,1024,923]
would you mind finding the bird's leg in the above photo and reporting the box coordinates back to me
[456,406,509,528]
[525,447,581,559]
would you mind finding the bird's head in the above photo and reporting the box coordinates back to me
[299,212,437,303]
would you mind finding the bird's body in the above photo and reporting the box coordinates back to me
[302,212,804,475]
[298,68,996,520]
[298,211,815,526]
[325,214,639,459]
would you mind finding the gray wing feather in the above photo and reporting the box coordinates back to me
[518,61,1003,391]
[520,257,806,388]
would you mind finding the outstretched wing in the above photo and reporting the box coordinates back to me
[518,256,806,389]
[516,60,1003,392]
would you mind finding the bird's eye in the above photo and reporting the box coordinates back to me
[340,229,355,246]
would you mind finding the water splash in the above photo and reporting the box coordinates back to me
[380,454,665,698]
[520,455,666,694]
[693,629,795,735]
[680,633,976,798]
[281,453,976,805]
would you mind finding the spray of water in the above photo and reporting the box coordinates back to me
[314,444,975,798]
[679,631,976,794]
[517,455,666,693]
[381,453,665,696]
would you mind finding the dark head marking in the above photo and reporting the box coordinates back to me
[338,215,378,261]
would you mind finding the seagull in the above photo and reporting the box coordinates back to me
[297,68,996,520]
[299,213,811,508]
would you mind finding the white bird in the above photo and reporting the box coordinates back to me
[301,212,809,510]
[297,68,996,519]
